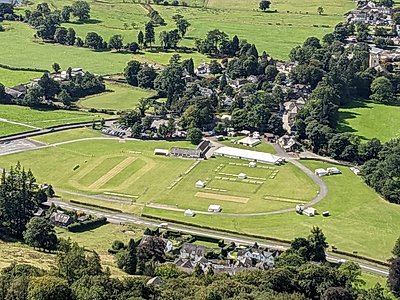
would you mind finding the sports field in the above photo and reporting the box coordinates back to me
[0,104,111,137]
[78,83,156,111]
[339,99,400,142]
[0,134,316,214]
[145,160,400,260]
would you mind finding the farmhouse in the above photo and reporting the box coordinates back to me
[278,135,301,152]
[208,204,222,213]
[49,212,72,227]
[214,146,283,165]
[237,136,261,147]
[5,85,27,99]
[170,140,211,159]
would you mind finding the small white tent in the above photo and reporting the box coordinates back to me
[184,209,195,217]
[315,168,328,177]
[195,181,205,188]
[208,205,221,213]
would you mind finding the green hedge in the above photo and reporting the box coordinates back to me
[0,64,48,73]
[69,199,123,213]
[67,216,108,232]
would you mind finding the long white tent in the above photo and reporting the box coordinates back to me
[214,146,283,165]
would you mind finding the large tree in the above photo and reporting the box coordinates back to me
[0,163,47,238]
[154,63,185,107]
[108,34,123,51]
[85,32,103,50]
[259,0,271,11]
[23,217,58,252]
[71,0,90,22]
[370,76,395,104]
[27,276,72,300]
[144,22,155,48]
[388,257,400,297]
[124,60,142,86]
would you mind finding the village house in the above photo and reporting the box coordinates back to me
[282,99,305,133]
[5,85,27,99]
[346,1,393,26]
[195,63,210,77]
[237,247,278,269]
[49,211,73,227]
[278,135,301,152]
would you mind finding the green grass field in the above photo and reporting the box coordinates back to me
[78,83,156,111]
[144,160,400,260]
[0,223,143,276]
[0,0,353,84]
[157,0,354,59]
[0,104,112,137]
[0,67,43,86]
[339,100,400,142]
[0,21,208,78]
[0,129,316,213]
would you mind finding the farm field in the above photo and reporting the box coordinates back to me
[0,104,112,137]
[0,21,208,79]
[144,160,400,260]
[339,99,400,142]
[78,83,156,111]
[0,135,316,214]
[0,0,354,83]
[0,67,43,86]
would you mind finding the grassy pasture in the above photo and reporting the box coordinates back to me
[339,99,400,142]
[0,134,316,214]
[0,104,111,137]
[0,224,143,276]
[0,0,354,80]
[0,21,208,76]
[144,160,400,260]
[78,83,156,111]
[0,67,43,86]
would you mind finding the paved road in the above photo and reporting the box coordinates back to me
[45,199,389,277]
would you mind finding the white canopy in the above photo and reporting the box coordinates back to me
[214,146,283,165]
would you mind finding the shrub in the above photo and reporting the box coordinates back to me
[112,240,125,251]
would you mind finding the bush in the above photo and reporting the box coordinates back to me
[112,240,125,251]
[67,216,108,232]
